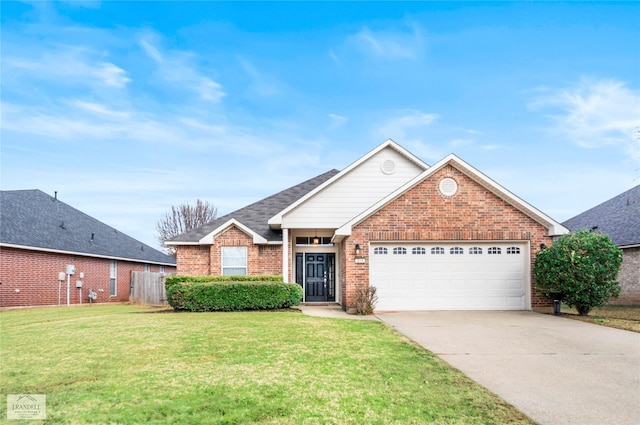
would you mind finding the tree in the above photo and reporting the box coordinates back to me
[534,229,622,315]
[156,200,217,255]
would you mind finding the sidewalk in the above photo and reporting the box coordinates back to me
[293,304,378,320]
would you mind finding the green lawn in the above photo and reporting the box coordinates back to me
[1,305,534,424]
[560,304,640,333]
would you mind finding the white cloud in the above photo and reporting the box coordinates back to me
[328,48,339,63]
[328,113,348,128]
[3,46,130,88]
[94,62,130,88]
[237,56,280,97]
[2,100,288,157]
[1,101,184,143]
[70,100,130,120]
[377,110,439,140]
[139,37,225,102]
[531,78,640,160]
[344,22,425,60]
[482,144,501,151]
[375,110,442,160]
[450,138,473,148]
[139,39,163,63]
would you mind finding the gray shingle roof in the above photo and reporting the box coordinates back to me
[1,190,176,265]
[169,169,340,243]
[563,185,640,247]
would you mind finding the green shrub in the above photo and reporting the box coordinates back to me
[165,276,302,312]
[534,230,622,315]
[165,275,282,287]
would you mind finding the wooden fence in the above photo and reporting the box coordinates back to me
[130,272,172,306]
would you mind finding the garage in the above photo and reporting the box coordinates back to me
[370,242,529,311]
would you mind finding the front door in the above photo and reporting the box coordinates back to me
[300,253,335,302]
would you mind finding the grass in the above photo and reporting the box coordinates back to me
[559,304,640,333]
[0,304,534,425]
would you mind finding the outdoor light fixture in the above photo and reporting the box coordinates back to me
[540,243,547,250]
[355,244,361,255]
[312,231,320,246]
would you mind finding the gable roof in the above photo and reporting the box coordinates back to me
[166,169,340,245]
[563,184,640,248]
[268,139,430,228]
[335,153,569,239]
[0,190,176,266]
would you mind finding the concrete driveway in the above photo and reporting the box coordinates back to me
[376,311,640,425]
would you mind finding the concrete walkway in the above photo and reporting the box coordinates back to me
[294,304,378,320]
[376,311,640,425]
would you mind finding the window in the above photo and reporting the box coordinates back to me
[295,236,333,246]
[431,247,445,255]
[507,246,521,254]
[488,247,502,255]
[469,247,483,255]
[144,264,150,272]
[222,246,248,276]
[450,247,464,255]
[393,247,407,255]
[159,266,165,273]
[110,261,117,296]
[412,247,426,255]
[373,247,388,255]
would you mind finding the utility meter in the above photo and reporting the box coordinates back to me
[66,265,76,275]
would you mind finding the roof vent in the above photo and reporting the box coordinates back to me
[439,178,458,196]
[381,159,396,175]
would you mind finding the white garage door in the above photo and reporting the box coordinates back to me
[370,242,529,310]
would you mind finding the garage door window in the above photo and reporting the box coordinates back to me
[431,247,445,255]
[507,246,521,254]
[374,247,388,255]
[488,247,502,255]
[393,247,407,255]
[450,247,464,255]
[412,247,426,255]
[469,247,483,255]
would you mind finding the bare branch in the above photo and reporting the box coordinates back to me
[156,199,217,256]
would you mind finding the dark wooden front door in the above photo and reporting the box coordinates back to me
[302,253,335,302]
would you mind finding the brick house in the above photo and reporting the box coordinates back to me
[0,190,176,308]
[167,140,568,312]
[564,185,640,305]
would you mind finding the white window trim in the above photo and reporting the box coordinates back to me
[222,246,248,276]
[110,260,117,296]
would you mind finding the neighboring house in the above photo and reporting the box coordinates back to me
[0,190,176,308]
[563,185,640,305]
[167,140,569,312]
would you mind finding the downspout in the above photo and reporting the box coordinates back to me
[66,273,70,306]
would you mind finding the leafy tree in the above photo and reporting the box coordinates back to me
[156,199,217,255]
[534,229,622,315]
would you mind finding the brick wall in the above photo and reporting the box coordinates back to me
[342,165,555,311]
[609,247,640,305]
[0,246,176,308]
[175,225,282,277]
[176,245,210,275]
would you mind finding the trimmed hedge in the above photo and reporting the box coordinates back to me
[165,276,302,312]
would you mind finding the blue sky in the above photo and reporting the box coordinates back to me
[2,1,639,250]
